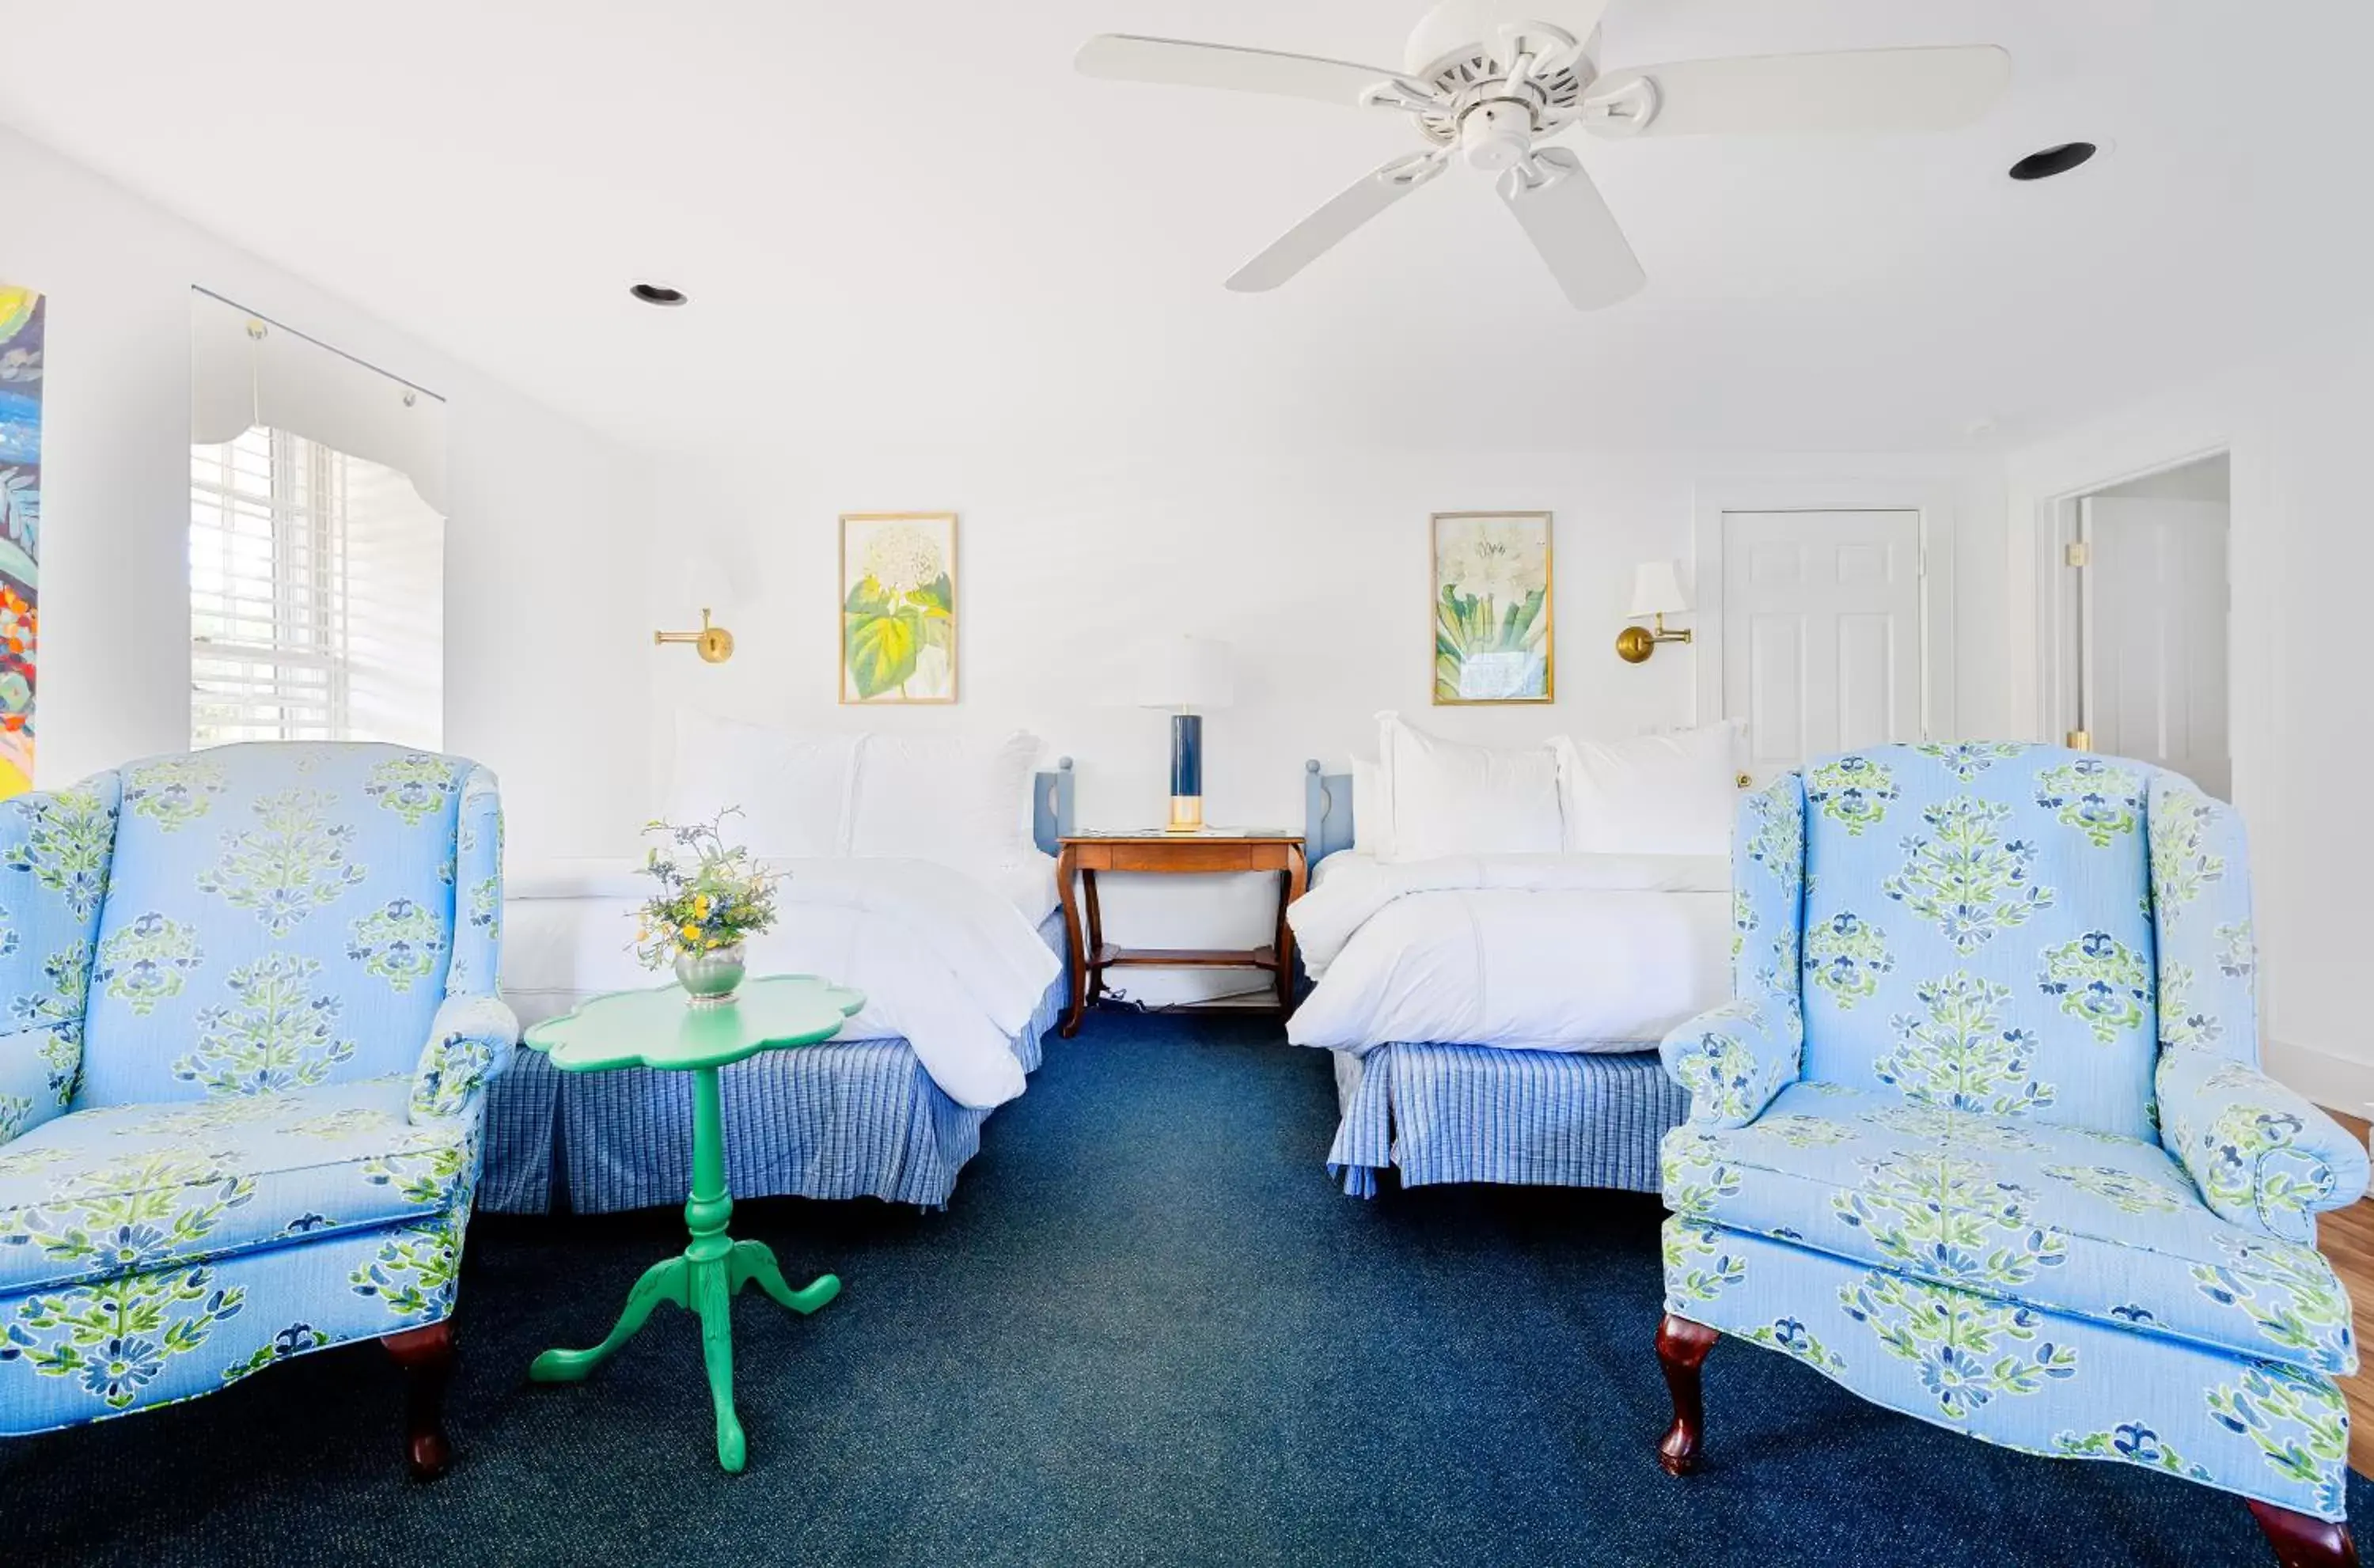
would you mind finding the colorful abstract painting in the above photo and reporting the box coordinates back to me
[840,512,957,703]
[1432,510,1553,704]
[0,286,40,795]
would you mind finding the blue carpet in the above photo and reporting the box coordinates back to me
[3,1010,2364,1565]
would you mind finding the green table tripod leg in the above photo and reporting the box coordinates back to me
[528,1256,689,1382]
[530,1061,840,1474]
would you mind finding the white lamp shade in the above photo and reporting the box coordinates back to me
[1136,635,1234,710]
[1628,560,1690,619]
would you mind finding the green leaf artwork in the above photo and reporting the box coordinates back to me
[841,514,956,702]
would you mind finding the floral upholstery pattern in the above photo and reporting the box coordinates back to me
[1659,744,2368,1523]
[0,744,511,1437]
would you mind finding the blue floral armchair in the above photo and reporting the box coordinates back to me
[1655,743,2367,1566]
[0,743,514,1477]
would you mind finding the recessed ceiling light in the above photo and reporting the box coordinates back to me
[629,282,688,307]
[2008,142,2098,181]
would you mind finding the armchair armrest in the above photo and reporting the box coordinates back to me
[2159,1049,2370,1243]
[1660,998,1802,1129]
[408,993,520,1123]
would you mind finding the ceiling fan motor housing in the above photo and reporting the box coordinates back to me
[1459,99,1536,170]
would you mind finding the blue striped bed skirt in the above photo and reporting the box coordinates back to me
[480,922,1066,1215]
[1325,1043,1689,1199]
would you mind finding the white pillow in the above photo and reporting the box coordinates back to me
[1554,722,1743,855]
[1376,711,1562,862]
[667,710,859,858]
[849,731,1044,870]
[1349,758,1394,858]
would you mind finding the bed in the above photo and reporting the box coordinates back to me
[479,737,1075,1214]
[1287,718,1738,1198]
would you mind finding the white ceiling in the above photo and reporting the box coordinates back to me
[3,1,2365,456]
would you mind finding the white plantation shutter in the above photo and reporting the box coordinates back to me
[189,426,443,748]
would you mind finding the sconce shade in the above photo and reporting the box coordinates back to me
[1136,636,1234,710]
[1628,561,1690,619]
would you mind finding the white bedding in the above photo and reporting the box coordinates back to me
[502,855,1062,1110]
[1285,851,1732,1055]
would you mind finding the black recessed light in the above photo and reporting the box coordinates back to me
[2009,142,2098,181]
[629,282,688,307]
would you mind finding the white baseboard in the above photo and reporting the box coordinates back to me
[2263,1036,2374,1119]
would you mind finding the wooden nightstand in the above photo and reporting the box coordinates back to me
[1054,832,1309,1037]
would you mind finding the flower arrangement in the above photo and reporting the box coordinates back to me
[631,811,782,973]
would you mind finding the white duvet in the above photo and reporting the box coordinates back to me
[1286,851,1733,1055]
[502,856,1062,1110]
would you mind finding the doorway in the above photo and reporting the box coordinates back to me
[2057,453,2232,797]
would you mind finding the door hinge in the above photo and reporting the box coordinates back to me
[2064,541,2091,568]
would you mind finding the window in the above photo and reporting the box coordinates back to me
[189,427,351,744]
[188,294,446,752]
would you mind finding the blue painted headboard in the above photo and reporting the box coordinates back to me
[1033,758,1075,857]
[1303,759,1354,867]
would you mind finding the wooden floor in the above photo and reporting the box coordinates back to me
[2321,1108,2374,1477]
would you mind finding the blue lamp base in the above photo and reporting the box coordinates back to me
[1167,712,1203,834]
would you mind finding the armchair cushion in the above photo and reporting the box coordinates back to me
[0,1074,472,1296]
[1661,1082,2355,1377]
[1661,999,1801,1129]
[2159,1049,2371,1244]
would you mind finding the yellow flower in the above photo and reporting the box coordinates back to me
[680,922,702,943]
[692,894,711,918]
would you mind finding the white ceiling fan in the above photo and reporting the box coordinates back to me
[1075,0,2010,310]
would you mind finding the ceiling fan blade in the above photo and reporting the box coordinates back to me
[1497,149,1644,311]
[1076,34,1406,107]
[1227,153,1447,293]
[1582,45,2011,138]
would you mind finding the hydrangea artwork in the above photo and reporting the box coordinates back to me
[0,285,43,797]
[840,511,957,703]
[1432,511,1552,704]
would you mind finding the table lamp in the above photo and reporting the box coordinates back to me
[1136,636,1234,832]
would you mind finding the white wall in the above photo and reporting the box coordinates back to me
[0,123,647,862]
[2005,319,2374,1108]
[641,444,2006,998]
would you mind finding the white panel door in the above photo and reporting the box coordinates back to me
[2078,495,2231,798]
[1721,510,1923,779]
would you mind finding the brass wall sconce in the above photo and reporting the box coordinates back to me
[1615,560,1693,664]
[655,608,735,664]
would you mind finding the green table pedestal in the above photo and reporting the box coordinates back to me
[528,1060,840,1472]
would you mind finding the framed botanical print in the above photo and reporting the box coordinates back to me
[1432,510,1553,704]
[840,512,958,704]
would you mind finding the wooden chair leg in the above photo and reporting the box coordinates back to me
[382,1319,456,1481]
[2248,1500,2360,1568]
[1656,1313,1719,1477]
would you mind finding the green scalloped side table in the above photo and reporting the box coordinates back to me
[523,975,864,1473]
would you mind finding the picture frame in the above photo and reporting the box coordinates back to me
[1431,510,1553,705]
[840,512,959,704]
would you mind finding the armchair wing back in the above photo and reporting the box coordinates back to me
[0,743,513,1475]
[0,772,120,1142]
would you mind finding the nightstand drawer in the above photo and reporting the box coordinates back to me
[1069,841,1290,873]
